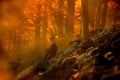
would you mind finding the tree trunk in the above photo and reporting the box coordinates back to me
[101,0,108,27]
[65,0,75,36]
[81,0,89,41]
[57,0,64,37]
[88,0,97,30]
[0,1,2,19]
[95,0,104,29]
[35,3,41,49]
[42,3,48,50]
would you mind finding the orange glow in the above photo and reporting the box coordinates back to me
[75,0,81,15]
[108,1,118,9]
[0,59,14,80]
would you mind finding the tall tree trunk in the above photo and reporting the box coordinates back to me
[0,0,3,29]
[88,0,97,30]
[81,0,89,41]
[42,3,48,50]
[101,0,108,27]
[65,0,75,36]
[95,0,104,29]
[35,3,41,49]
[0,1,2,19]
[57,0,64,37]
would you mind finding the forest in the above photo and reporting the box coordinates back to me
[0,0,120,80]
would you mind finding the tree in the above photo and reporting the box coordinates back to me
[24,0,43,49]
[35,3,41,49]
[81,0,89,41]
[95,0,104,29]
[57,0,64,37]
[42,1,48,49]
[0,1,2,19]
[101,0,108,27]
[65,0,75,36]
[88,0,97,30]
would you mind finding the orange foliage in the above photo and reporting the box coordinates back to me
[108,1,118,10]
[24,0,42,19]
